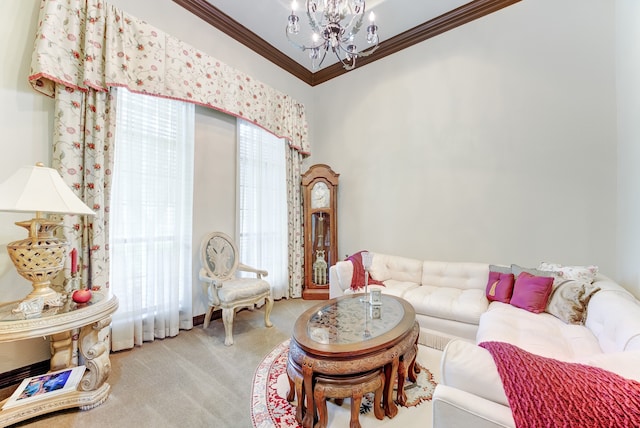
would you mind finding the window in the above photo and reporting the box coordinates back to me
[110,88,195,351]
[237,120,288,299]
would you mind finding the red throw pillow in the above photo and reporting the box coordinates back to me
[485,271,515,303]
[510,272,554,313]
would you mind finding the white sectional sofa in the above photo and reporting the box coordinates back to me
[329,253,491,349]
[328,252,640,428]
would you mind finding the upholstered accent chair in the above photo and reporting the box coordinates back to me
[199,232,273,346]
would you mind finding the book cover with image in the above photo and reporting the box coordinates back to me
[2,366,86,410]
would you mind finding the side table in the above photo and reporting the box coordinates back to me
[0,292,118,427]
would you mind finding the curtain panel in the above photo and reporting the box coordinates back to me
[52,85,115,291]
[286,148,304,298]
[28,0,310,155]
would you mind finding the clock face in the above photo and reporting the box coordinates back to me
[311,182,330,209]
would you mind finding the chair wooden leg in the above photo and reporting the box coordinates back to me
[349,393,363,428]
[313,386,328,428]
[264,295,274,328]
[373,371,385,420]
[222,308,235,346]
[203,306,215,329]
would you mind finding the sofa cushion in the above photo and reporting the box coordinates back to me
[510,272,554,313]
[440,339,509,406]
[404,286,489,325]
[545,279,600,324]
[477,302,602,361]
[421,261,489,291]
[511,264,551,278]
[372,280,419,298]
[369,253,423,283]
[575,351,640,381]
[485,271,515,304]
[585,290,640,353]
[538,262,598,284]
[489,264,511,274]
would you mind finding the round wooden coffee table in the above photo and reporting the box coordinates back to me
[287,294,419,428]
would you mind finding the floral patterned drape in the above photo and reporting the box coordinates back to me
[52,86,115,291]
[29,0,310,154]
[286,148,304,298]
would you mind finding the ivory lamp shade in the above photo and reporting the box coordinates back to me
[0,164,94,216]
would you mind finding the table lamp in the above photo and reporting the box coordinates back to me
[0,163,95,303]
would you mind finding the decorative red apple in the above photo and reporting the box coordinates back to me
[72,289,92,304]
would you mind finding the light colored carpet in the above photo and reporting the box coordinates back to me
[1,298,442,427]
[251,338,441,428]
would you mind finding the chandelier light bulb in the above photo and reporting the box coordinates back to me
[287,14,300,34]
[285,0,381,70]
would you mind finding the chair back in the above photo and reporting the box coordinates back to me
[200,232,239,281]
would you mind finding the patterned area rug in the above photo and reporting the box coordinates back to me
[251,339,439,428]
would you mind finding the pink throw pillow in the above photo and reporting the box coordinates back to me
[510,272,554,313]
[485,271,515,303]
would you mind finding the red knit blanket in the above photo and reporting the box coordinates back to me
[479,341,640,428]
[345,251,385,291]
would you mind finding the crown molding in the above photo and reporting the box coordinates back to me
[173,0,520,87]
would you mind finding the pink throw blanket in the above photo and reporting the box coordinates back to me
[345,251,384,292]
[479,341,640,428]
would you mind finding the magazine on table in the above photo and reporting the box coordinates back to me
[2,366,86,410]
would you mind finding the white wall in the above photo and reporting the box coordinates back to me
[0,0,57,371]
[310,0,619,274]
[616,0,640,298]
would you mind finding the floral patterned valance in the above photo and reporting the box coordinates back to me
[28,0,310,154]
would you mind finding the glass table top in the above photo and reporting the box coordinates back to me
[0,292,105,322]
[306,295,405,345]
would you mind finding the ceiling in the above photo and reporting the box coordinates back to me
[172,0,520,86]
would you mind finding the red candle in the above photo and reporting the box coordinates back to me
[70,248,78,275]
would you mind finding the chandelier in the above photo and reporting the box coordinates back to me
[286,0,380,71]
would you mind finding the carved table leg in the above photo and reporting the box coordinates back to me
[49,330,73,371]
[302,357,315,428]
[78,316,112,393]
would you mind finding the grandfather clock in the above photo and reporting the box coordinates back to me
[302,164,339,300]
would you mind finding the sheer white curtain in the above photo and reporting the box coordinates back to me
[237,120,289,300]
[110,89,195,351]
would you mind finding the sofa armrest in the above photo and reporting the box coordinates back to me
[329,261,353,298]
[433,385,515,428]
[440,339,509,407]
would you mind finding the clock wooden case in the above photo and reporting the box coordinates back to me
[301,164,339,300]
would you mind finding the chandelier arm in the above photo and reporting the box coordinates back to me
[286,0,379,70]
[315,47,330,69]
[349,43,379,58]
[286,29,326,52]
[306,9,324,34]
[341,12,365,39]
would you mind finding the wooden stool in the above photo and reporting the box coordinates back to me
[397,333,420,406]
[286,355,308,425]
[313,369,385,428]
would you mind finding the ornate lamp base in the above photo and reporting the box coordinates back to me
[6,217,68,303]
